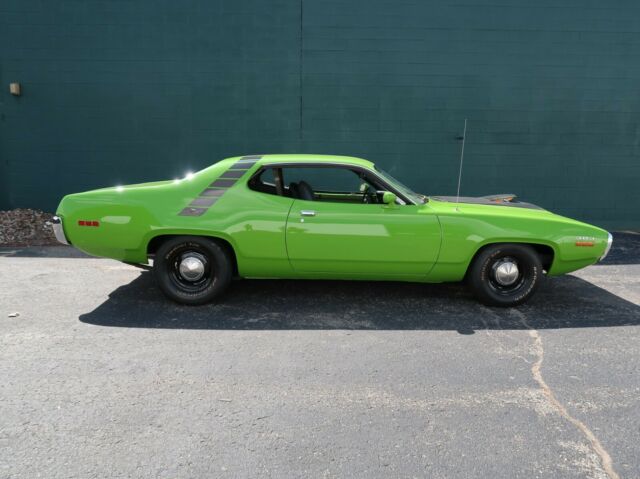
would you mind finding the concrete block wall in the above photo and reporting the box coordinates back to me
[1,0,638,228]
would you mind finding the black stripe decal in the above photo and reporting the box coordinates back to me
[178,156,260,216]
[210,178,237,188]
[229,161,257,170]
[178,207,208,217]
[220,170,246,179]
[201,188,226,197]
[190,196,219,207]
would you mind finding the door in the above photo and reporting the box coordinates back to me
[283,166,441,278]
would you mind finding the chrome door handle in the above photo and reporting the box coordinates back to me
[300,210,316,217]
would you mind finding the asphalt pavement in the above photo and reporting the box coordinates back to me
[1,233,639,478]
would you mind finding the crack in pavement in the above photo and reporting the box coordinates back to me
[511,309,621,479]
[478,307,532,365]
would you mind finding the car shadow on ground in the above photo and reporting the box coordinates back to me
[79,272,640,333]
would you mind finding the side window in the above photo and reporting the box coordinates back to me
[282,166,387,204]
[248,168,278,195]
[248,165,405,204]
[282,167,362,194]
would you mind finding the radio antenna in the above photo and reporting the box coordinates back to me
[455,118,467,209]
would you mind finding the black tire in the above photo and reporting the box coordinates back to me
[153,236,232,305]
[468,243,543,307]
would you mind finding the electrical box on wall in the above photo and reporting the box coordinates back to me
[10,83,21,96]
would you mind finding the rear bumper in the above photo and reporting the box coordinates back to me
[599,232,613,262]
[51,216,70,245]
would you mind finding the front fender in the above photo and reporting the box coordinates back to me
[426,209,608,281]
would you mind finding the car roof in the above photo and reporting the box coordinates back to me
[228,154,375,169]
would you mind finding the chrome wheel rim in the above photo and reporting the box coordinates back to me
[169,247,213,292]
[493,259,519,286]
[178,253,206,282]
[488,256,526,294]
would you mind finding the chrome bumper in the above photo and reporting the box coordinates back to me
[51,216,70,245]
[599,232,613,261]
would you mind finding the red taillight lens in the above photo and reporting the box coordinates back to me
[78,220,100,227]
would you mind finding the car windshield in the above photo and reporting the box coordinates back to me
[374,167,426,204]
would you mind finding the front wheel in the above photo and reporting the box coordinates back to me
[153,236,232,305]
[468,244,544,307]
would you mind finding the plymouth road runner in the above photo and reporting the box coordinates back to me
[53,155,612,306]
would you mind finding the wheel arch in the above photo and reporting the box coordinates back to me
[467,241,556,276]
[146,233,239,276]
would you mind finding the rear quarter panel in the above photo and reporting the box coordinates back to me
[56,158,295,276]
[57,161,231,262]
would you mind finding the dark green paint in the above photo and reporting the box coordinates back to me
[1,0,638,229]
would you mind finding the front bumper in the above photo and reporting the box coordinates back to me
[51,216,70,245]
[599,232,613,261]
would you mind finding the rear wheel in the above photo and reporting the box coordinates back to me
[153,236,232,305]
[468,244,543,307]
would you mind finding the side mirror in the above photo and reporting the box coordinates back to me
[382,191,397,205]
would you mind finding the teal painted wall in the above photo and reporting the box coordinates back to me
[1,1,639,229]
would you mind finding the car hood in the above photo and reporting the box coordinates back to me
[429,194,544,210]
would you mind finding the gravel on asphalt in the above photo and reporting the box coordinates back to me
[0,208,57,246]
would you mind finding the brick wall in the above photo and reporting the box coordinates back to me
[1,0,639,229]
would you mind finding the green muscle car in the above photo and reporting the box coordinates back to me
[52,154,612,307]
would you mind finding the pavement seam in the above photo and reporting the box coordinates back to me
[512,309,620,479]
